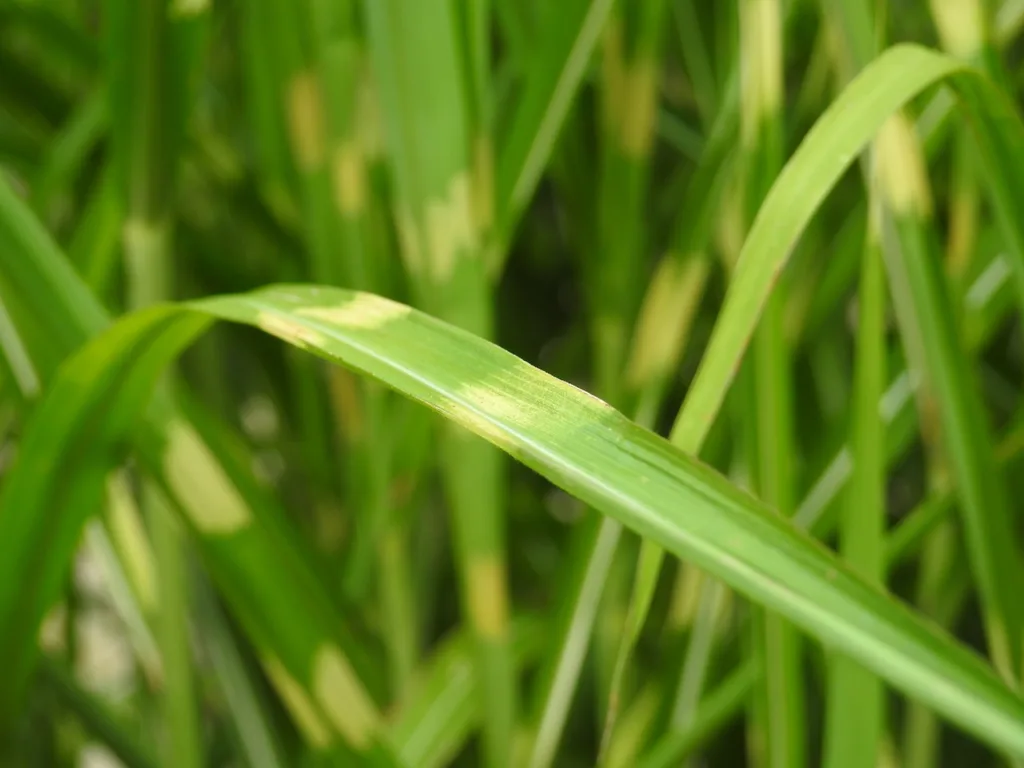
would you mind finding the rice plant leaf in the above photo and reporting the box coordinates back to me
[3,283,1024,758]
[672,44,952,454]
[675,43,1024,453]
[626,42,1024,678]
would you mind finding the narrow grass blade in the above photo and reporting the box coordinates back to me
[823,202,888,768]
[526,515,623,768]
[736,2,805,764]
[494,0,615,270]
[390,618,543,768]
[640,660,761,768]
[29,87,105,217]
[196,580,289,768]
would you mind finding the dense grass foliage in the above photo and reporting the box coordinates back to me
[2,1,1024,766]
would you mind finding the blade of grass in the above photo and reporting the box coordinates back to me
[604,681,660,768]
[902,524,970,768]
[0,302,400,764]
[886,414,1024,567]
[195,581,289,768]
[674,0,718,124]
[641,660,761,768]
[822,197,887,768]
[626,68,736,425]
[67,165,124,301]
[389,617,544,768]
[493,0,615,272]
[736,3,805,765]
[0,256,165,685]
[793,249,1014,541]
[248,0,337,501]
[238,0,297,219]
[6,283,1024,756]
[590,0,669,404]
[525,514,623,768]
[29,87,105,218]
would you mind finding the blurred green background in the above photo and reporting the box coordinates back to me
[3,0,1024,766]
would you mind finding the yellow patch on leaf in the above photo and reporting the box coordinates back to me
[163,419,251,535]
[298,293,410,330]
[256,311,326,348]
[312,645,380,749]
[288,71,325,171]
[425,173,476,283]
[467,556,509,639]
[332,140,366,215]
[874,113,933,218]
[262,655,333,749]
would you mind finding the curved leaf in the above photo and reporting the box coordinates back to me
[626,41,1024,687]
[3,284,1024,758]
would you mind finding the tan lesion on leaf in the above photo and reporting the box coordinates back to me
[425,172,477,283]
[739,0,782,145]
[332,140,367,215]
[288,71,326,171]
[619,59,659,158]
[312,645,380,749]
[928,0,982,59]
[874,113,933,218]
[169,0,208,16]
[106,474,159,614]
[328,367,364,443]
[453,367,612,449]
[601,18,658,158]
[262,655,333,749]
[163,419,252,535]
[395,204,425,278]
[473,135,495,235]
[356,63,383,161]
[298,293,411,330]
[467,555,509,639]
[256,311,326,348]
[601,17,626,134]
[627,253,709,388]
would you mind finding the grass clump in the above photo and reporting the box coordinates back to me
[1,1,1024,766]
